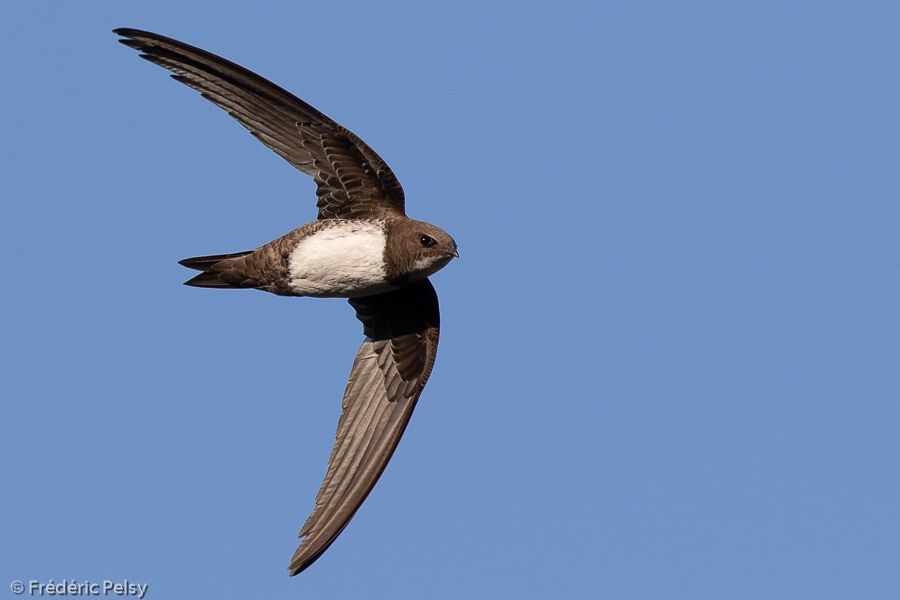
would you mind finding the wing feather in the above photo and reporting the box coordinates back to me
[114,28,406,219]
[288,280,440,575]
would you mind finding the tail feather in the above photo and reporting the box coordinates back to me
[183,271,236,288]
[179,251,253,271]
[178,250,253,289]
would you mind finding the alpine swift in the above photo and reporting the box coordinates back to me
[114,28,458,575]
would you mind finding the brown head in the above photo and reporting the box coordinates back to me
[384,218,458,283]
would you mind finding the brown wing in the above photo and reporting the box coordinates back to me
[288,279,440,575]
[114,28,406,220]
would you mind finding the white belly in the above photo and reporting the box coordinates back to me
[287,222,391,297]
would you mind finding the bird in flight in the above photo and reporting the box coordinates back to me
[114,28,457,576]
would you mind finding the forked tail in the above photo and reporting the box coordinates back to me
[178,251,253,288]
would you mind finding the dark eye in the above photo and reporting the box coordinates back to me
[419,234,436,248]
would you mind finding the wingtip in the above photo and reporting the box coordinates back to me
[286,551,314,577]
[113,28,164,48]
[113,29,146,50]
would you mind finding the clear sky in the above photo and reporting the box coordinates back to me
[2,2,899,598]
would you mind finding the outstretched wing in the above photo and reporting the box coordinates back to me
[114,28,406,220]
[288,279,440,575]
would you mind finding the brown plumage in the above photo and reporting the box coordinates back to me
[114,28,404,221]
[290,279,440,575]
[114,28,457,576]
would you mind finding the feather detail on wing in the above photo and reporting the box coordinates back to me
[114,28,406,220]
[288,279,440,575]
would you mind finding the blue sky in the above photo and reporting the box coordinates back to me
[2,2,898,598]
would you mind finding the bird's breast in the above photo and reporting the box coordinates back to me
[287,222,393,298]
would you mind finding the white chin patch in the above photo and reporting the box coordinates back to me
[287,222,390,297]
